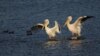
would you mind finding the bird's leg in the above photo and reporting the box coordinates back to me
[48,36,52,39]
[72,33,78,40]
[48,36,56,41]
[72,33,75,37]
[78,31,81,37]
[48,36,54,40]
[72,33,77,37]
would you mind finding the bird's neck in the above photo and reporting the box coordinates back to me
[66,20,71,26]
[44,23,49,30]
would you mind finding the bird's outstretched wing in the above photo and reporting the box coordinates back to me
[74,16,94,27]
[51,21,61,33]
[58,24,61,32]
[31,23,44,30]
[26,23,44,35]
[81,16,94,23]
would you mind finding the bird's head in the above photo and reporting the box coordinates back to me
[68,16,72,22]
[42,19,49,29]
[44,19,49,25]
[63,16,72,27]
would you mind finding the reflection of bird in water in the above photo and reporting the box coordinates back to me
[68,40,82,49]
[27,19,60,40]
[64,16,93,40]
[44,41,59,49]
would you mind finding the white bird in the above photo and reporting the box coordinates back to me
[43,19,60,39]
[64,16,93,39]
[28,19,60,40]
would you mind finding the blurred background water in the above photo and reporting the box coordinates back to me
[0,0,100,56]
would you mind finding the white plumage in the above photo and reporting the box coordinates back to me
[43,19,60,39]
[64,16,93,39]
[30,19,60,39]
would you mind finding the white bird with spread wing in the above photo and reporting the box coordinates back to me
[28,19,60,40]
[64,16,93,39]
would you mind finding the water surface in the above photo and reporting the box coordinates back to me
[0,0,100,56]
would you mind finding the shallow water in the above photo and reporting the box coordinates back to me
[0,0,100,56]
